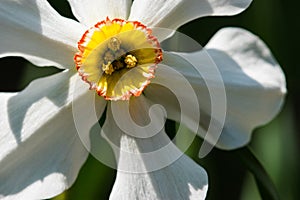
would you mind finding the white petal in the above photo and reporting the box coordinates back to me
[145,58,227,155]
[146,27,286,150]
[0,71,106,199]
[0,0,85,69]
[205,28,286,148]
[129,0,252,30]
[68,0,132,27]
[102,96,208,200]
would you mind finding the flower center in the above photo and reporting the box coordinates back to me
[101,37,138,75]
[74,18,163,100]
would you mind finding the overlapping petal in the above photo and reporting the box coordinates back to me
[145,27,286,150]
[102,96,208,200]
[0,71,106,199]
[110,136,208,200]
[0,0,85,69]
[129,0,252,33]
[68,0,132,27]
[205,27,286,148]
[0,105,87,200]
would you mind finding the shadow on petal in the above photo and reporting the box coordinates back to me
[7,71,70,143]
[0,98,88,199]
[147,49,285,150]
[102,96,208,200]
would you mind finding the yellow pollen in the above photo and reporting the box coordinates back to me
[108,37,121,51]
[102,62,114,75]
[125,55,138,68]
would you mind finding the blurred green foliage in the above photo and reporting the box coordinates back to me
[0,0,299,199]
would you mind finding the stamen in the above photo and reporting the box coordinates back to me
[102,62,114,75]
[125,55,138,68]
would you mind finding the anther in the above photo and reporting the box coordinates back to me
[102,62,114,75]
[125,55,138,68]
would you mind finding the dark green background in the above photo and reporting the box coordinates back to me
[0,0,298,199]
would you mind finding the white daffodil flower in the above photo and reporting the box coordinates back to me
[0,0,286,200]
